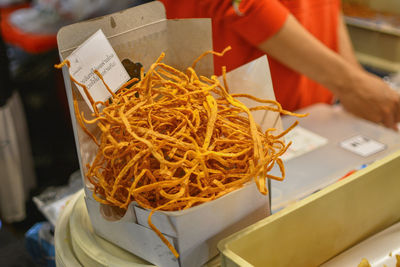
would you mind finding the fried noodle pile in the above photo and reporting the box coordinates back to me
[55,47,305,257]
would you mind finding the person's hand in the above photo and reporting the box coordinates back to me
[336,69,400,131]
[257,14,400,130]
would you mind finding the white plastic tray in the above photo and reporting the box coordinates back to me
[322,221,400,267]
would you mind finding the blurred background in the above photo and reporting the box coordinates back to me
[0,0,399,266]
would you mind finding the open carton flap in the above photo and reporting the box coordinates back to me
[219,54,282,133]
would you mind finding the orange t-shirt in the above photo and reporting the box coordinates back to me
[159,0,340,111]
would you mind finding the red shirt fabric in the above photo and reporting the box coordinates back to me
[158,0,340,111]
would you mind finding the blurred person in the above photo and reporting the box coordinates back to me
[159,0,400,130]
[0,30,36,223]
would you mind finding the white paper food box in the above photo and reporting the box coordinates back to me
[56,2,282,266]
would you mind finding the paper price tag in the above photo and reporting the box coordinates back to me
[281,126,328,162]
[340,135,386,157]
[66,29,130,111]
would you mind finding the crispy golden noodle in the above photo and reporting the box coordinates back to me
[55,47,306,258]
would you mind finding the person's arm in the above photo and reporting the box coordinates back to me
[258,14,400,130]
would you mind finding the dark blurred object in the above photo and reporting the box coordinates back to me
[0,30,12,106]
[122,59,143,80]
[0,222,38,267]
[6,45,80,191]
